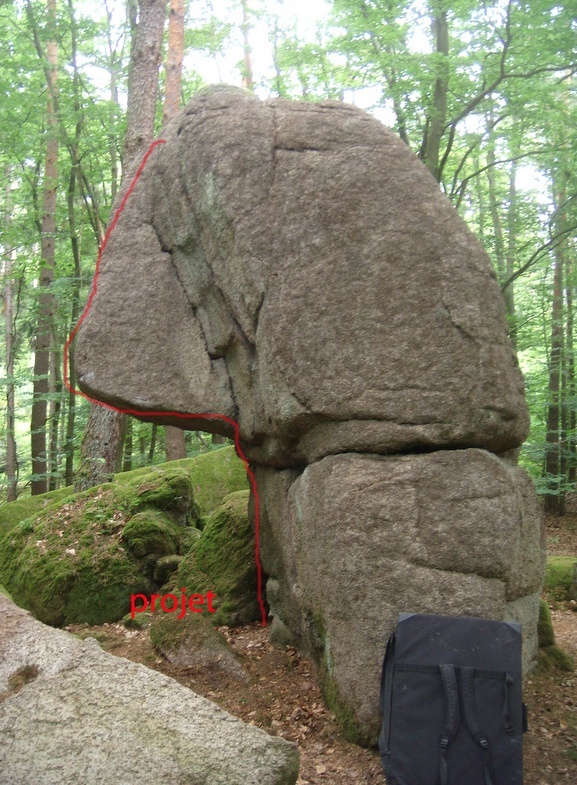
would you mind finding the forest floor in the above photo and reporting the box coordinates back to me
[67,513,577,785]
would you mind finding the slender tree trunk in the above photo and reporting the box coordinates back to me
[65,165,82,486]
[148,423,158,462]
[565,260,576,485]
[76,0,167,490]
[162,0,184,125]
[240,0,254,91]
[105,0,121,203]
[165,426,187,460]
[30,0,59,495]
[504,159,518,346]
[123,0,168,172]
[122,418,133,472]
[48,346,62,490]
[75,408,126,491]
[422,4,449,180]
[544,178,568,514]
[486,147,506,281]
[2,170,18,501]
[161,0,187,461]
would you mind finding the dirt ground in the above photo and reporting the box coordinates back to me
[68,514,577,785]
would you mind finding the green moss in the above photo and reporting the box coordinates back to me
[175,490,259,625]
[122,468,200,524]
[0,476,189,625]
[0,449,247,627]
[0,583,13,600]
[114,446,248,516]
[302,609,372,746]
[319,663,371,745]
[538,599,556,648]
[0,488,73,538]
[179,526,202,554]
[537,645,575,673]
[64,556,153,625]
[153,555,183,585]
[544,555,577,601]
[122,511,182,558]
[149,611,231,666]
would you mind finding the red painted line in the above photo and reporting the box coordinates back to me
[63,140,268,627]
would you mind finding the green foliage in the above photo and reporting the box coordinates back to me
[1,0,577,509]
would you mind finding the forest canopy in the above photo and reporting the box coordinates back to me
[1,0,576,512]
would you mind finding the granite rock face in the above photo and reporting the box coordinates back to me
[0,595,298,785]
[75,86,543,744]
[75,86,529,465]
[258,449,544,741]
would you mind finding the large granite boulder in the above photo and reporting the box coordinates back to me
[0,595,298,785]
[257,449,544,742]
[75,86,528,466]
[74,86,543,745]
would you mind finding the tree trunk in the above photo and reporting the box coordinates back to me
[48,345,62,490]
[74,407,126,491]
[159,0,188,462]
[165,425,187,461]
[2,169,18,501]
[76,0,167,490]
[544,177,568,515]
[422,4,449,180]
[148,423,158,462]
[162,0,184,125]
[65,165,82,486]
[30,0,59,495]
[122,418,133,472]
[124,0,168,172]
[240,0,254,91]
[504,158,518,346]
[564,259,576,485]
[105,0,122,203]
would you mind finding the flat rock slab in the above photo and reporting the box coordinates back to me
[0,596,298,785]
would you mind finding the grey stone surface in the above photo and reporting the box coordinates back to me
[72,86,543,745]
[75,86,529,464]
[259,450,544,741]
[0,595,298,785]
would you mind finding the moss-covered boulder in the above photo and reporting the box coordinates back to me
[122,511,182,558]
[544,555,577,601]
[0,471,199,626]
[150,612,246,680]
[0,447,249,627]
[115,445,248,518]
[175,490,259,625]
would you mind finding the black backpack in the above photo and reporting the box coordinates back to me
[379,613,526,785]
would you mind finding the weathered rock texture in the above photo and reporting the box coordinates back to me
[75,86,544,744]
[0,595,298,785]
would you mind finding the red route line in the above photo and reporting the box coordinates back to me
[63,139,268,627]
